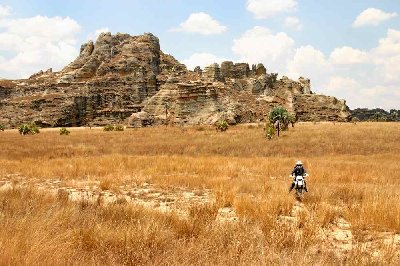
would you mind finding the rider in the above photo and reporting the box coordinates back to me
[289,161,308,192]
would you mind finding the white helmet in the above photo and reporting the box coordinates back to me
[296,161,303,165]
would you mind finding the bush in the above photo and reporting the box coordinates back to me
[0,124,4,131]
[114,125,124,131]
[265,122,276,140]
[103,125,125,132]
[103,125,115,131]
[215,120,229,132]
[288,113,297,127]
[59,127,70,135]
[18,122,40,135]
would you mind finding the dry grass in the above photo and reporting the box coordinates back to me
[1,122,400,264]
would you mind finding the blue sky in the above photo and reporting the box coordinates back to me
[0,0,399,109]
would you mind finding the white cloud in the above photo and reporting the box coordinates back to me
[372,28,400,60]
[182,26,400,110]
[352,8,397,28]
[181,53,227,70]
[247,0,297,19]
[323,77,397,109]
[283,28,400,109]
[87,27,109,41]
[232,26,295,73]
[325,76,361,91]
[170,12,227,35]
[371,29,400,84]
[284,17,303,31]
[0,5,12,18]
[287,45,330,86]
[0,5,81,79]
[330,46,369,64]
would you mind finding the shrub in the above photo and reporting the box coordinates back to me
[114,125,124,131]
[265,122,276,140]
[59,127,70,135]
[0,124,4,131]
[288,113,297,127]
[215,120,229,132]
[103,125,115,131]
[18,122,40,135]
[103,125,125,132]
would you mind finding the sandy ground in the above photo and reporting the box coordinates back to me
[1,174,399,259]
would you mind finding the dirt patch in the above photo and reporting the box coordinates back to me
[0,176,213,218]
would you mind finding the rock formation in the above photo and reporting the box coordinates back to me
[0,32,350,128]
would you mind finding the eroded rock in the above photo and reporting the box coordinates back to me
[0,32,350,128]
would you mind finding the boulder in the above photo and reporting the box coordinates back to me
[127,111,153,127]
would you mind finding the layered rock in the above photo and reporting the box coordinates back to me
[0,32,350,128]
[221,61,250,79]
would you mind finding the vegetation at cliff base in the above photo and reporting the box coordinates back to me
[215,120,229,132]
[103,125,125,131]
[18,122,40,135]
[59,127,70,135]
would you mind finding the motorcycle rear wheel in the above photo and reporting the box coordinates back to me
[295,188,304,199]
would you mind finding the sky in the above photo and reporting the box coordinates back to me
[0,0,399,110]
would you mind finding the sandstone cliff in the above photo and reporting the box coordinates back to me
[0,32,350,128]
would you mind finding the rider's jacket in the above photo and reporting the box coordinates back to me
[291,166,306,176]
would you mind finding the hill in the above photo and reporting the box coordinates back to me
[0,32,350,128]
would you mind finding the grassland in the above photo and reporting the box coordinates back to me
[0,122,399,265]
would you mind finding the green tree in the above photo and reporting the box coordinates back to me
[269,106,291,130]
[266,106,296,138]
[390,110,398,122]
[371,112,386,122]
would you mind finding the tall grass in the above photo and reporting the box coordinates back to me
[0,122,399,264]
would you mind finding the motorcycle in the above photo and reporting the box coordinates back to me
[290,173,308,199]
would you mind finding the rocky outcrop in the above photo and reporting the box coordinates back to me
[0,32,350,128]
[203,63,223,82]
[294,95,350,121]
[221,61,250,79]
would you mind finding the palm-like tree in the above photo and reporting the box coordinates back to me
[269,106,292,132]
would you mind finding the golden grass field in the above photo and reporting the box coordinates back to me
[0,122,400,265]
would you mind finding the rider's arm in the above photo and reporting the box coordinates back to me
[303,169,309,177]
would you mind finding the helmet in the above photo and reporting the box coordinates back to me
[296,161,303,165]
